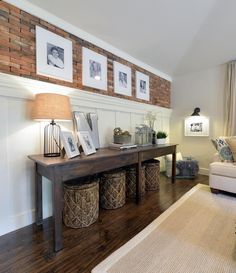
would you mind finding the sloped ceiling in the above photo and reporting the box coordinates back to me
[28,0,236,77]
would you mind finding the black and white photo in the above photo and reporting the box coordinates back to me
[140,80,146,94]
[82,47,107,90]
[136,71,149,101]
[77,131,96,156]
[36,26,73,82]
[47,43,64,69]
[89,59,101,80]
[185,117,209,136]
[60,131,80,158]
[113,61,131,96]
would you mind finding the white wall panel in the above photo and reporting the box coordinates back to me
[0,73,171,236]
[115,112,131,132]
[97,109,116,147]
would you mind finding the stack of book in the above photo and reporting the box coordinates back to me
[108,143,137,150]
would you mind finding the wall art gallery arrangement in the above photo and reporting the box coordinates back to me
[0,1,171,108]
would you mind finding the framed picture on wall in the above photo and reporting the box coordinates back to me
[77,131,96,155]
[82,47,107,91]
[60,131,80,158]
[184,116,209,136]
[36,26,73,82]
[113,61,131,96]
[136,71,150,101]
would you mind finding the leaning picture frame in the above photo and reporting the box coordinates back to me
[77,131,96,156]
[82,47,107,90]
[36,26,73,82]
[184,116,210,136]
[60,131,80,158]
[113,61,132,96]
[136,71,150,101]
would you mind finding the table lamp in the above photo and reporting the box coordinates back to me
[32,93,72,157]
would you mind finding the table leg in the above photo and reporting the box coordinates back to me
[52,167,63,252]
[136,156,142,203]
[171,147,176,183]
[35,163,43,226]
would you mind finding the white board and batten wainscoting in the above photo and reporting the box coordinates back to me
[0,72,172,236]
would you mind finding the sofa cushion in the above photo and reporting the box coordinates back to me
[225,138,236,161]
[210,162,236,178]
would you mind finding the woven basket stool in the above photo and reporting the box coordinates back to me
[100,169,126,209]
[63,177,99,228]
[144,159,160,191]
[126,165,146,199]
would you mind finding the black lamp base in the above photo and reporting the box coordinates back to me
[44,120,61,157]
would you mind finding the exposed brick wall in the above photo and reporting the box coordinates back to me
[0,1,171,108]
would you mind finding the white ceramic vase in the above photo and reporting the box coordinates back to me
[156,138,166,145]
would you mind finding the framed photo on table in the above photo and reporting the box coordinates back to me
[113,61,131,96]
[82,47,107,90]
[36,26,73,82]
[136,71,150,101]
[60,131,80,158]
[77,131,96,155]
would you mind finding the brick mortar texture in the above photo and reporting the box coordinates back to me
[0,2,171,108]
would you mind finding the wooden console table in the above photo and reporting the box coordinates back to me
[28,144,177,252]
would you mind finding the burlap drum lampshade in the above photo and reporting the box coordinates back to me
[32,93,72,157]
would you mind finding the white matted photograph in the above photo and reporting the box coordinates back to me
[184,116,209,136]
[136,71,150,101]
[77,131,96,155]
[82,47,107,90]
[36,26,73,82]
[60,131,80,158]
[113,61,131,96]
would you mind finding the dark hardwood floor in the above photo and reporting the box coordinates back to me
[0,174,209,273]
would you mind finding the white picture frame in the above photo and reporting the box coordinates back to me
[82,47,107,90]
[184,116,209,137]
[36,26,73,82]
[136,71,150,101]
[77,131,96,155]
[113,61,131,96]
[60,131,80,158]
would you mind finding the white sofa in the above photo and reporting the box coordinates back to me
[209,153,236,194]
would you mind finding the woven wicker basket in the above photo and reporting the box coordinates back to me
[126,165,146,199]
[145,159,160,191]
[100,169,126,209]
[63,177,99,228]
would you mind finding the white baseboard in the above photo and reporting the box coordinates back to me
[199,167,209,176]
[0,209,35,237]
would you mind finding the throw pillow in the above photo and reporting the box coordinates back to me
[210,138,218,150]
[215,138,234,162]
[225,138,236,161]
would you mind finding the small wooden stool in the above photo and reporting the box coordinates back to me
[126,165,146,199]
[144,159,160,191]
[63,177,99,228]
[100,169,126,209]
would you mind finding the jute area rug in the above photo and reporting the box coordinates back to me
[92,184,236,273]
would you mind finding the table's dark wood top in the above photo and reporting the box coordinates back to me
[28,144,177,167]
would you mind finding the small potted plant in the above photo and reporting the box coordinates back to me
[156,131,168,145]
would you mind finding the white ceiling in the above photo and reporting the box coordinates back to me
[28,0,236,77]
